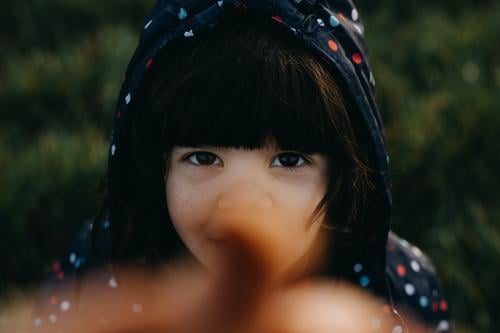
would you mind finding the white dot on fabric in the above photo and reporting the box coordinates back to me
[69,252,76,264]
[144,20,152,30]
[132,303,143,313]
[437,320,450,331]
[400,239,409,248]
[404,283,416,296]
[370,318,381,330]
[316,18,325,26]
[353,23,363,34]
[370,71,376,86]
[111,144,116,156]
[353,263,363,273]
[184,29,194,37]
[33,318,43,327]
[125,93,131,104]
[411,246,422,257]
[410,260,421,272]
[108,277,118,288]
[217,0,223,7]
[60,300,70,311]
[392,325,403,333]
[351,9,359,21]
[48,314,57,323]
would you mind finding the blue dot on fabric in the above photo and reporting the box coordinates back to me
[75,257,86,269]
[419,296,429,307]
[360,275,370,287]
[329,15,340,27]
[178,7,187,20]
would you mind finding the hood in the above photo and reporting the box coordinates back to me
[108,0,392,306]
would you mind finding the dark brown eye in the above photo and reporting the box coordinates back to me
[186,151,221,166]
[271,152,307,168]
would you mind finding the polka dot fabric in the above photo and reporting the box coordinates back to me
[34,226,452,332]
[386,232,451,331]
[108,0,391,213]
[107,0,394,322]
[32,0,452,332]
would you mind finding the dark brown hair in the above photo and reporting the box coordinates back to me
[95,12,375,273]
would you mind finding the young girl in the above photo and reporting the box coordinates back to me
[33,0,451,332]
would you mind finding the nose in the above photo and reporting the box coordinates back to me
[206,183,274,241]
[216,182,273,212]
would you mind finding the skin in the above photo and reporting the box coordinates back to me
[30,268,418,333]
[164,138,329,282]
[31,142,427,333]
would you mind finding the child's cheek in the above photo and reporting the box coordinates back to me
[165,164,327,277]
[165,174,220,269]
[269,176,327,270]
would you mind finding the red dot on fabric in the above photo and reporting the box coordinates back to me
[352,53,363,64]
[327,40,338,52]
[338,12,346,21]
[57,271,65,280]
[145,58,154,69]
[52,261,61,272]
[432,301,439,312]
[440,300,448,311]
[396,264,407,277]
[271,15,282,23]
[50,296,58,305]
[382,304,392,314]
[388,243,396,251]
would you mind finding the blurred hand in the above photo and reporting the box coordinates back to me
[28,219,427,333]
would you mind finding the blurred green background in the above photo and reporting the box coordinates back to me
[1,0,499,331]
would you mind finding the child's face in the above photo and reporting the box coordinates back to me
[165,140,329,279]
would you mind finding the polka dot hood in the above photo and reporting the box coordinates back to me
[110,0,395,309]
[33,1,451,332]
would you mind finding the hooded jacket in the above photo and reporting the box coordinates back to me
[33,1,451,332]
